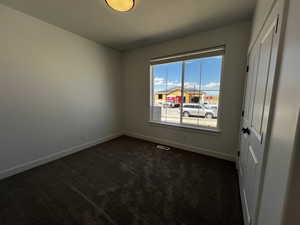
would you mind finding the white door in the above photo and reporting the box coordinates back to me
[239,2,283,225]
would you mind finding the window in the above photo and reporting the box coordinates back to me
[191,96,200,103]
[150,46,224,130]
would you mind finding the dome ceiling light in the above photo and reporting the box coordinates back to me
[105,0,135,12]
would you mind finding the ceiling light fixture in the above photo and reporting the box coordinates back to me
[105,0,135,12]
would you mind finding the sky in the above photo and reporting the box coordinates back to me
[152,56,223,96]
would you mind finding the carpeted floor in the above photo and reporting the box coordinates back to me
[0,136,243,225]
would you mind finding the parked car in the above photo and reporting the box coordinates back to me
[203,103,218,111]
[181,104,217,119]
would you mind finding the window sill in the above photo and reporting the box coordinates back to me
[148,120,221,135]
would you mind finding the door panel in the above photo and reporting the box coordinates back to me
[239,44,260,192]
[239,5,281,225]
[242,189,251,225]
[244,46,259,127]
[251,27,275,137]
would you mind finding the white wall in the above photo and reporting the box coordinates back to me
[256,0,300,224]
[0,4,122,178]
[122,21,251,161]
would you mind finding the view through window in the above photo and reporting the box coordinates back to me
[150,48,224,129]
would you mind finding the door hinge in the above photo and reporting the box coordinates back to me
[246,65,249,72]
[242,110,245,117]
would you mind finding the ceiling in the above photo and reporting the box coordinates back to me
[0,0,256,51]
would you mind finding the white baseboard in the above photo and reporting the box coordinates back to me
[0,132,123,180]
[124,131,235,162]
[0,131,236,180]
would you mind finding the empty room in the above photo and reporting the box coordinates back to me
[0,0,299,225]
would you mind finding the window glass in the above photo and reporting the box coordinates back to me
[151,53,223,130]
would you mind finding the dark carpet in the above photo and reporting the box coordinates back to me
[0,136,243,225]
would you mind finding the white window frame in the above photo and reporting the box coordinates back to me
[148,46,226,133]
